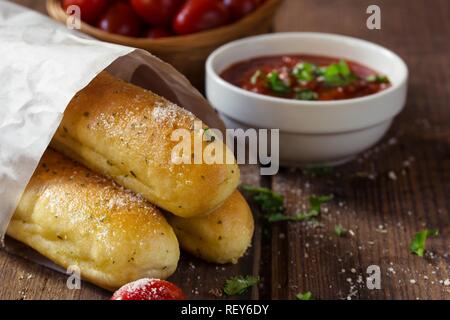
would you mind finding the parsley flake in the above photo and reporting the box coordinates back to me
[296,291,314,300]
[293,62,317,82]
[309,194,334,214]
[242,184,333,223]
[366,75,389,83]
[267,71,291,93]
[334,224,348,237]
[223,275,260,296]
[410,229,439,257]
[322,60,356,86]
[241,185,284,217]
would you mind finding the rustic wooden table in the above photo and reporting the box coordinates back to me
[1,0,449,300]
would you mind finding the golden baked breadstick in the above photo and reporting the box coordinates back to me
[51,72,239,218]
[7,150,179,291]
[167,191,254,264]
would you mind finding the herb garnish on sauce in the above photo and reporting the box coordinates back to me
[321,60,357,86]
[267,71,291,93]
[221,54,391,101]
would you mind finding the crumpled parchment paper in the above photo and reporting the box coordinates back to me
[0,0,223,250]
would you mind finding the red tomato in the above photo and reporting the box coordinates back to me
[223,0,259,20]
[145,27,173,38]
[97,2,142,37]
[173,0,229,35]
[130,0,185,27]
[62,0,108,24]
[111,278,186,300]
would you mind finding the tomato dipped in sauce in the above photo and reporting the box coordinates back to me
[220,55,391,101]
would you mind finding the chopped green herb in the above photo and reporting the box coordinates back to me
[293,62,317,82]
[267,71,291,93]
[267,210,319,222]
[366,75,389,83]
[315,66,326,76]
[295,89,318,101]
[338,59,351,76]
[269,194,332,222]
[410,229,439,257]
[242,185,332,222]
[309,195,334,214]
[250,69,262,85]
[296,291,314,300]
[241,185,284,216]
[322,60,356,86]
[223,275,260,296]
[242,185,332,223]
[334,224,347,237]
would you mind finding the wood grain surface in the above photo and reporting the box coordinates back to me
[1,0,449,300]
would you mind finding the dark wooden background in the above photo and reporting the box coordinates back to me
[1,0,449,300]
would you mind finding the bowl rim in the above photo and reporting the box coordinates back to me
[206,32,409,108]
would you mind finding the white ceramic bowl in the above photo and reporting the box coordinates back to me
[206,32,408,166]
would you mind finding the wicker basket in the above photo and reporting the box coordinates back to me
[47,0,282,89]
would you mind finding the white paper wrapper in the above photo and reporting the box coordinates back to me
[0,0,223,247]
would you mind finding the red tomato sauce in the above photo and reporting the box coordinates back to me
[220,55,391,101]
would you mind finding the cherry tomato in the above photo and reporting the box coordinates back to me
[62,0,108,24]
[145,27,173,38]
[97,2,142,37]
[223,0,259,20]
[130,0,185,27]
[111,278,186,300]
[173,0,229,35]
